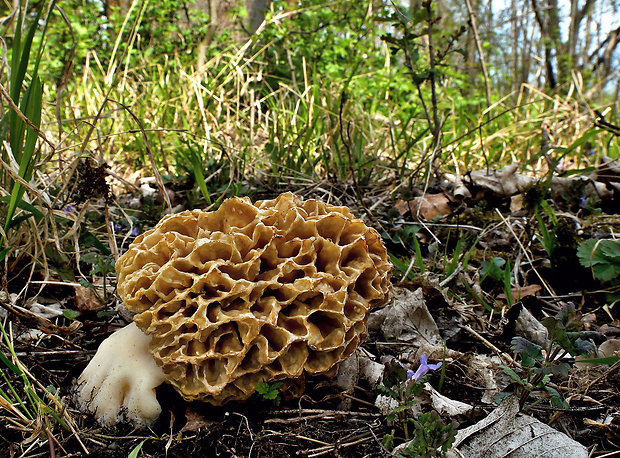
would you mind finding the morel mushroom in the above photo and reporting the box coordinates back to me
[75,192,392,425]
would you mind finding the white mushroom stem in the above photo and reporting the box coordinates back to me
[74,322,166,427]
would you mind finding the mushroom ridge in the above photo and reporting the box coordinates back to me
[116,192,392,404]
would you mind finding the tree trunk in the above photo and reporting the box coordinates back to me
[247,0,271,33]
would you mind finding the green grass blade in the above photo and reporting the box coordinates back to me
[4,74,43,234]
[9,5,44,163]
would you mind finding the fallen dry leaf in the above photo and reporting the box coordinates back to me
[368,286,443,347]
[180,407,217,433]
[74,285,105,312]
[498,284,542,300]
[395,193,453,220]
[446,396,588,457]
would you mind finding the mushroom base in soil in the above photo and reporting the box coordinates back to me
[74,322,166,426]
[74,193,392,426]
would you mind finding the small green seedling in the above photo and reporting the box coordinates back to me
[501,302,599,410]
[377,356,456,456]
[80,253,117,305]
[480,257,506,282]
[577,239,620,282]
[397,411,458,458]
[255,381,283,406]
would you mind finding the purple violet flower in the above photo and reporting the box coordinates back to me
[406,355,442,382]
[131,227,139,237]
[579,196,587,209]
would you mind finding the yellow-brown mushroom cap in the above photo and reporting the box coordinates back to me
[116,192,392,404]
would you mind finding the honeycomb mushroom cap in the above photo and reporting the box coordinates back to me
[116,192,392,404]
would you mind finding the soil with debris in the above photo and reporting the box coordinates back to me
[2,167,620,457]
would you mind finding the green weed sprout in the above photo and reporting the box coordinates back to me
[377,356,457,457]
[501,302,599,411]
[577,239,620,282]
[0,319,70,439]
[478,256,514,308]
[79,252,117,306]
[255,381,283,406]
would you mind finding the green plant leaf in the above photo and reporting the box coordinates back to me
[547,362,570,378]
[503,258,513,307]
[555,302,582,331]
[571,337,596,356]
[577,239,620,281]
[576,356,620,365]
[128,439,147,458]
[0,351,23,376]
[511,337,543,367]
[256,381,282,405]
[62,309,81,321]
[382,359,408,389]
[376,383,399,399]
[500,365,523,385]
[480,257,505,282]
[544,385,568,409]
[600,241,620,258]
[382,433,394,451]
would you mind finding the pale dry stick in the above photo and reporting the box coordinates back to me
[412,120,445,246]
[0,30,6,76]
[412,221,484,233]
[21,435,43,457]
[0,301,80,335]
[230,411,254,442]
[108,99,172,212]
[106,168,141,193]
[114,203,139,252]
[47,203,83,244]
[341,393,377,409]
[45,147,82,211]
[401,256,417,281]
[264,410,381,424]
[0,147,48,198]
[260,430,332,446]
[14,350,83,358]
[70,204,92,281]
[439,264,463,287]
[294,435,331,446]
[366,422,392,457]
[37,188,74,257]
[461,324,517,366]
[0,392,33,426]
[0,144,56,268]
[494,208,556,297]
[164,414,175,455]
[15,214,48,301]
[104,204,118,260]
[303,433,374,457]
[464,0,491,110]
[29,280,82,287]
[508,249,525,299]
[583,358,620,397]
[595,449,620,457]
